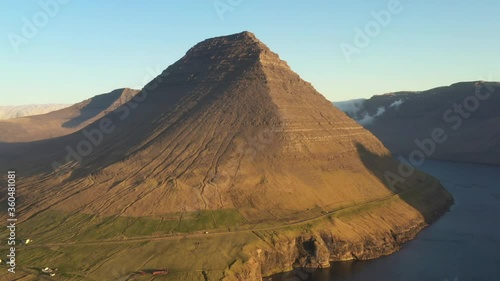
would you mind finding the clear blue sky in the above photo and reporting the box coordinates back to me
[1,0,499,105]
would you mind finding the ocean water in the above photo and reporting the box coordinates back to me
[273,160,500,281]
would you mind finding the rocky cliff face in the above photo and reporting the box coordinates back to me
[238,225,424,281]
[225,177,453,281]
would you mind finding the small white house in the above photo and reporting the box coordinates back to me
[41,267,57,276]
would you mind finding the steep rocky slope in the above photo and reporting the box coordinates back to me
[0,88,138,142]
[0,32,452,281]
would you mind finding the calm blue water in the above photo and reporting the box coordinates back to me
[274,160,500,281]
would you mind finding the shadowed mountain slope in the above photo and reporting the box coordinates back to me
[0,88,139,142]
[340,82,500,165]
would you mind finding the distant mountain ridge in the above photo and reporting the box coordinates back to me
[0,88,139,142]
[335,81,500,165]
[0,104,70,119]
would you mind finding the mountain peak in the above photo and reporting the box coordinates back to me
[229,30,259,41]
[5,31,417,216]
[170,31,290,87]
[181,31,278,64]
[202,31,261,45]
[238,30,256,37]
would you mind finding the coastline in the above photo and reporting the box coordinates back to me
[225,181,454,281]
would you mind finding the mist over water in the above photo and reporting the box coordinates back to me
[275,160,500,281]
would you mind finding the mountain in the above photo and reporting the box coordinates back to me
[0,32,452,281]
[337,82,500,165]
[0,88,139,142]
[0,104,70,119]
